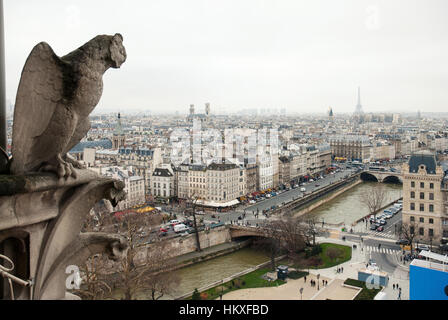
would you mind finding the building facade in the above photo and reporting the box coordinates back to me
[401,151,448,245]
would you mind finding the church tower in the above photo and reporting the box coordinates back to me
[112,113,126,149]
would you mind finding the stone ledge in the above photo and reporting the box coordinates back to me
[0,169,122,196]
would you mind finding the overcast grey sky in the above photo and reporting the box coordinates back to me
[4,0,448,114]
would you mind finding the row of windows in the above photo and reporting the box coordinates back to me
[410,203,434,212]
[409,216,435,224]
[410,181,434,189]
[410,192,434,200]
[153,183,173,188]
[409,226,434,237]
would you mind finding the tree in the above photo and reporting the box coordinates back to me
[78,209,179,300]
[74,254,114,300]
[359,183,387,218]
[192,288,201,300]
[398,221,419,254]
[112,212,179,300]
[185,192,202,252]
[300,218,318,247]
[258,218,307,270]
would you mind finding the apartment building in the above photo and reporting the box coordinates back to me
[329,135,372,162]
[401,151,448,245]
[151,166,175,201]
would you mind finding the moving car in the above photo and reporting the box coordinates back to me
[376,226,384,232]
[416,244,430,251]
[370,224,378,230]
[396,239,409,245]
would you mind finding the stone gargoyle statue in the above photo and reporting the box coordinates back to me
[9,33,126,179]
[0,35,129,299]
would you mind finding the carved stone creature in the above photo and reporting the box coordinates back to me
[11,34,126,178]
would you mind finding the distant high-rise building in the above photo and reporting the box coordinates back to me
[189,104,195,115]
[205,102,210,116]
[354,86,363,115]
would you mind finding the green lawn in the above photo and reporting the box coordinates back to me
[189,267,285,300]
[344,278,382,300]
[317,243,352,269]
[282,243,352,270]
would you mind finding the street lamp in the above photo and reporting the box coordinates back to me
[317,274,320,290]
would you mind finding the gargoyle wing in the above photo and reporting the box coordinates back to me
[11,42,65,174]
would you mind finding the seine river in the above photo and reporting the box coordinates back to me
[136,247,270,300]
[300,181,402,225]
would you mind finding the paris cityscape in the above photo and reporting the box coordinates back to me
[0,0,447,311]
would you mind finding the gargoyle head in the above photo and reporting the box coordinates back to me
[109,33,127,68]
[107,237,129,261]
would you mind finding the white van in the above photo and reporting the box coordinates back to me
[169,219,181,226]
[174,224,188,233]
[300,187,306,192]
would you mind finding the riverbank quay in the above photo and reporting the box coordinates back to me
[274,173,361,218]
[352,197,403,227]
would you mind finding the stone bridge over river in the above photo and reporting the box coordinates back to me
[360,170,402,183]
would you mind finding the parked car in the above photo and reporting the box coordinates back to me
[439,244,448,252]
[300,187,306,192]
[174,223,189,233]
[159,227,168,233]
[376,219,387,226]
[249,200,256,204]
[169,219,181,226]
[370,224,378,230]
[376,226,384,232]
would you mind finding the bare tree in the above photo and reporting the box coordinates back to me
[398,222,419,254]
[359,183,387,218]
[78,209,179,300]
[258,218,307,270]
[112,212,179,300]
[75,254,114,300]
[299,218,318,247]
[185,192,202,252]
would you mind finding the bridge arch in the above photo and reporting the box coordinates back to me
[382,175,402,184]
[360,172,379,182]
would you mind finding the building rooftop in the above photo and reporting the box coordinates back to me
[69,139,112,153]
[408,150,437,174]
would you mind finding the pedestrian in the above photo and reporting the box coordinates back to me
[304,276,307,283]
[393,284,395,290]
[341,267,343,273]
